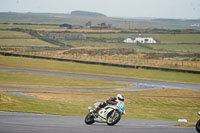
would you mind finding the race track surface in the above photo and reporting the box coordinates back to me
[0,112,196,133]
[0,68,199,133]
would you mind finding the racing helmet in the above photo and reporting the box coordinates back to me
[116,94,124,101]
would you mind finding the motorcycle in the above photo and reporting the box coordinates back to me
[196,112,200,133]
[85,101,125,126]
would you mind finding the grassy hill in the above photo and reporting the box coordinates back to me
[71,10,107,18]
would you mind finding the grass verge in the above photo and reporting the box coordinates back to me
[0,88,200,122]
[0,71,130,88]
[0,55,200,84]
[175,123,196,127]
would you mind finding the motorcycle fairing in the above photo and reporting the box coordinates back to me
[98,107,114,120]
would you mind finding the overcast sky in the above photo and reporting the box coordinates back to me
[1,0,200,19]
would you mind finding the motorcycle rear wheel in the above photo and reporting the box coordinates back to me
[85,112,95,125]
[106,110,121,126]
[196,119,200,133]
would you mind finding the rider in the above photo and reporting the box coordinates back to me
[94,94,124,113]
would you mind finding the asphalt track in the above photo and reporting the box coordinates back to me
[0,112,196,133]
[0,67,199,133]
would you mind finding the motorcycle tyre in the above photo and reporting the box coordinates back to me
[196,119,200,133]
[106,110,121,126]
[85,112,95,125]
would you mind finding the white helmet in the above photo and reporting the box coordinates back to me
[116,94,124,101]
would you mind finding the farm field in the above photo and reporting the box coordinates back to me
[0,30,34,39]
[0,24,120,32]
[0,24,60,30]
[87,33,200,44]
[61,40,200,54]
[0,30,58,50]
[0,88,199,122]
[1,23,198,33]
[62,33,200,55]
[61,40,155,52]
[0,39,58,47]
[149,43,200,53]
[58,32,200,70]
[0,24,200,71]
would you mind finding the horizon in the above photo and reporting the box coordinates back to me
[0,11,200,20]
[1,0,200,20]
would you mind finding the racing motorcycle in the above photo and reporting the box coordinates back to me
[196,112,200,133]
[85,100,125,126]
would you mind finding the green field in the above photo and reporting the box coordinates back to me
[61,40,156,53]
[150,34,200,44]
[0,24,60,30]
[1,29,200,71]
[62,33,200,54]
[0,30,34,39]
[0,71,129,88]
[0,88,199,122]
[0,30,58,49]
[87,33,134,39]
[0,39,58,47]
[149,44,200,53]
[2,30,200,54]
[61,40,200,54]
[1,27,200,56]
[87,33,200,44]
[0,55,200,84]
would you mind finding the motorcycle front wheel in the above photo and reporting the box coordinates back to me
[85,112,95,125]
[106,110,121,126]
[196,119,200,133]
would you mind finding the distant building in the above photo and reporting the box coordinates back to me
[190,24,200,27]
[59,24,72,29]
[124,35,157,44]
[85,21,112,29]
[72,25,84,29]
[85,21,92,29]
[59,24,83,29]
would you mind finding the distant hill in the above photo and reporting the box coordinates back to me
[0,12,200,30]
[71,10,107,18]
